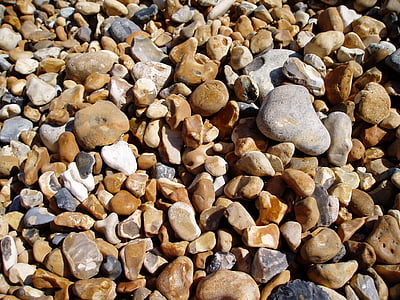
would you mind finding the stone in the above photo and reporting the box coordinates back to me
[295,197,320,232]
[109,18,141,43]
[366,215,400,264]
[74,101,129,150]
[224,175,264,200]
[189,80,228,117]
[75,151,95,179]
[156,256,193,300]
[235,151,274,177]
[231,117,268,156]
[54,211,95,230]
[355,82,391,124]
[101,254,122,280]
[350,274,380,300]
[242,224,280,248]
[318,7,344,32]
[323,112,352,166]
[0,116,33,144]
[101,141,137,175]
[269,280,330,300]
[0,155,19,178]
[206,35,232,61]
[72,278,117,300]
[256,85,330,156]
[14,58,39,75]
[307,260,358,289]
[131,61,173,92]
[39,120,74,153]
[300,228,342,263]
[0,28,22,50]
[233,75,259,103]
[230,45,253,70]
[304,31,344,58]
[120,241,146,280]
[349,188,375,217]
[8,263,36,284]
[168,202,201,241]
[282,57,325,96]
[282,168,315,197]
[197,270,259,299]
[243,49,302,99]
[23,207,55,227]
[224,201,256,234]
[280,221,302,252]
[251,248,290,283]
[95,212,121,244]
[108,76,133,109]
[1,235,18,274]
[133,78,157,107]
[109,190,140,216]
[66,50,119,83]
[256,191,288,225]
[206,251,236,272]
[131,34,167,63]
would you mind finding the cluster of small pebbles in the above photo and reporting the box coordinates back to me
[1,0,400,298]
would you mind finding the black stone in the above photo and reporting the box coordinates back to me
[101,254,122,280]
[152,162,175,180]
[75,151,95,179]
[386,48,400,74]
[109,18,141,43]
[133,4,158,24]
[238,101,259,117]
[383,12,400,41]
[206,252,236,273]
[269,280,330,300]
[54,188,77,212]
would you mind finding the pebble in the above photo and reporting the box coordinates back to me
[251,248,290,283]
[350,273,380,300]
[0,116,33,143]
[0,28,22,51]
[196,270,260,300]
[168,202,201,241]
[235,151,275,177]
[74,100,129,150]
[269,280,330,300]
[206,251,236,272]
[304,31,344,58]
[101,141,137,175]
[1,235,18,274]
[23,207,55,227]
[62,232,103,279]
[72,277,117,299]
[256,85,331,156]
[190,80,229,117]
[300,228,342,263]
[132,61,173,92]
[109,18,141,43]
[244,49,302,99]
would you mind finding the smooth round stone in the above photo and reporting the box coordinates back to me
[101,255,122,280]
[206,251,236,272]
[168,202,201,241]
[19,189,43,209]
[244,49,302,99]
[300,228,342,264]
[101,141,137,175]
[72,278,117,299]
[233,75,259,103]
[75,1,100,15]
[0,116,33,144]
[196,270,260,300]
[355,82,391,125]
[75,151,95,179]
[304,31,345,58]
[230,45,253,70]
[1,235,18,273]
[109,190,140,216]
[0,28,22,50]
[282,57,325,96]
[256,85,330,156]
[269,280,330,300]
[323,111,352,166]
[39,119,73,153]
[23,207,55,227]
[103,0,128,16]
[54,188,77,212]
[280,221,302,252]
[190,80,229,116]
[156,256,193,300]
[172,5,195,23]
[307,260,358,289]
[74,101,129,150]
[66,50,118,83]
[62,232,102,280]
[224,175,264,200]
[235,151,275,177]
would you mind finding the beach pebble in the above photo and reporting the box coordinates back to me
[256,85,331,156]
[168,202,201,241]
[0,28,22,50]
[131,61,173,92]
[235,151,275,177]
[0,116,33,144]
[269,280,330,300]
[206,251,236,272]
[189,80,229,116]
[109,18,141,43]
[72,277,116,299]
[304,31,345,58]
[251,248,290,283]
[101,141,137,176]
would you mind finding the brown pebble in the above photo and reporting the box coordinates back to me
[109,190,141,216]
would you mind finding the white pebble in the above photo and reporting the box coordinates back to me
[101,141,137,175]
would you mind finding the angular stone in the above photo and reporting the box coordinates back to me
[251,248,289,283]
[256,191,288,225]
[235,151,275,177]
[131,61,173,93]
[62,232,102,279]
[1,235,18,274]
[350,274,380,300]
[54,212,95,230]
[256,85,330,156]
[120,241,146,280]
[269,280,330,300]
[206,251,236,273]
[242,224,280,248]
[25,75,57,106]
[23,207,55,227]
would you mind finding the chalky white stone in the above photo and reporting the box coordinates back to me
[8,263,36,284]
[68,162,95,192]
[101,141,137,176]
[131,61,173,93]
[323,111,353,166]
[14,58,39,75]
[60,167,88,202]
[168,202,201,241]
[1,235,18,274]
[256,85,331,156]
[0,28,22,51]
[25,75,57,106]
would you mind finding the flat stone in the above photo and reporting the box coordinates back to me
[19,188,43,209]
[1,235,18,273]
[168,202,201,241]
[156,256,193,300]
[190,80,229,117]
[242,224,280,248]
[54,211,94,230]
[62,232,102,279]
[350,274,380,300]
[75,151,95,179]
[109,18,141,43]
[66,50,118,83]
[74,101,129,150]
[251,248,290,283]
[269,280,330,300]
[8,263,36,284]
[196,270,260,300]
[243,49,302,99]
[256,85,330,156]
[131,34,167,63]
[0,116,33,144]
[120,241,146,280]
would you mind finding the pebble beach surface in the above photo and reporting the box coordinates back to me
[1,0,400,299]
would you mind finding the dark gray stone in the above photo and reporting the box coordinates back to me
[312,183,331,227]
[269,280,330,300]
[101,254,122,280]
[23,207,55,227]
[54,188,77,211]
[50,233,68,246]
[238,101,259,117]
[133,4,158,24]
[0,116,33,143]
[206,252,236,273]
[75,151,95,179]
[1,92,25,107]
[251,248,290,283]
[383,12,400,40]
[77,26,92,42]
[109,18,141,43]
[152,162,175,180]
[385,48,400,74]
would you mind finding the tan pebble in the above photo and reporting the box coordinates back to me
[282,168,315,197]
[224,175,263,200]
[43,248,72,278]
[24,146,50,186]
[206,35,232,61]
[169,37,198,64]
[194,251,213,269]
[351,66,382,95]
[142,204,163,236]
[54,212,95,230]
[230,45,253,70]
[232,117,268,156]
[256,191,288,225]
[280,221,302,252]
[117,278,146,294]
[109,190,141,216]
[260,270,291,300]
[95,238,119,258]
[190,80,229,117]
[125,173,148,198]
[137,153,157,170]
[329,183,353,206]
[295,197,320,232]
[192,178,216,213]
[182,114,204,148]
[31,268,72,289]
[84,72,110,92]
[242,224,280,248]
[165,94,191,130]
[360,125,387,147]
[236,151,275,177]
[224,201,255,234]
[304,31,344,58]
[72,277,116,299]
[168,202,201,241]
[58,132,79,164]
[121,240,146,280]
[250,29,273,54]
[103,172,127,194]
[188,231,216,254]
[271,6,296,24]
[210,100,240,141]
[325,64,354,105]
[337,217,366,242]
[32,240,52,264]
[348,138,365,162]
[182,143,214,174]
[351,16,387,41]
[81,194,108,220]
[318,7,344,32]
[235,15,254,38]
